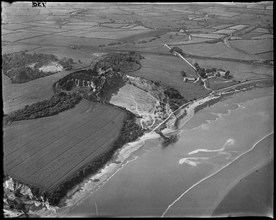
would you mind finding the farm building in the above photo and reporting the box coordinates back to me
[183,77,197,83]
[215,69,227,77]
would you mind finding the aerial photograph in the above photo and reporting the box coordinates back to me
[2,1,273,218]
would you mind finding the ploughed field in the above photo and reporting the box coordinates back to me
[3,100,126,192]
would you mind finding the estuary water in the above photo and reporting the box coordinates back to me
[63,86,273,217]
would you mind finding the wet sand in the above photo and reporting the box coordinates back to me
[212,159,273,217]
[162,133,274,217]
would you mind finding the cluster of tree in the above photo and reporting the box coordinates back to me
[2,51,58,73]
[46,111,144,206]
[194,96,221,114]
[168,98,187,112]
[222,71,233,79]
[181,71,187,77]
[170,46,183,54]
[137,37,157,44]
[164,87,183,100]
[55,67,126,103]
[108,42,123,46]
[5,66,51,83]
[99,42,123,47]
[2,51,74,83]
[164,87,187,111]
[99,72,126,102]
[57,57,74,70]
[205,68,217,73]
[194,63,208,79]
[94,51,143,74]
[4,92,82,124]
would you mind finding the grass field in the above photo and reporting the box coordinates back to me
[179,42,257,60]
[18,34,120,47]
[56,29,153,40]
[229,25,248,30]
[2,31,46,43]
[1,43,40,54]
[191,33,224,39]
[256,51,273,60]
[251,34,273,40]
[127,54,210,101]
[28,46,97,64]
[206,77,239,90]
[2,69,80,114]
[230,39,273,55]
[4,100,126,192]
[169,37,212,45]
[214,29,237,35]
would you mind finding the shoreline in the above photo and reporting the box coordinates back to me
[57,90,239,216]
[51,131,161,217]
[4,83,273,217]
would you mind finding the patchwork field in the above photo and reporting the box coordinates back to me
[4,100,126,191]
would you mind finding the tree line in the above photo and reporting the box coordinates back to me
[4,92,82,124]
